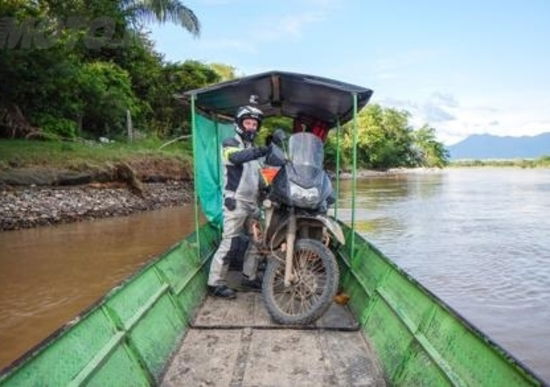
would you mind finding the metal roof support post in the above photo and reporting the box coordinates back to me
[215,121,221,191]
[190,94,201,257]
[351,93,358,256]
[334,119,341,219]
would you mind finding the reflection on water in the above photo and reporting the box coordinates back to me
[338,168,550,381]
[0,206,196,370]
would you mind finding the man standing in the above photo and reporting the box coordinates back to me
[207,105,268,298]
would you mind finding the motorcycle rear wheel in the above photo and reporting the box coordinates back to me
[262,238,339,325]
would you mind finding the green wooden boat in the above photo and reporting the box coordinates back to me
[0,72,544,386]
[0,223,543,386]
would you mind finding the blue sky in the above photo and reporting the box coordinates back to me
[149,0,550,144]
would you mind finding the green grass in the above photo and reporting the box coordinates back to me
[0,138,192,170]
[449,156,550,168]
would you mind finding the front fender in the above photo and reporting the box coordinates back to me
[268,214,346,249]
[313,215,346,245]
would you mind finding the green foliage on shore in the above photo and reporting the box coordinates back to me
[0,0,218,140]
[449,156,550,168]
[324,104,449,169]
[1,2,449,171]
[254,106,449,170]
[0,138,191,170]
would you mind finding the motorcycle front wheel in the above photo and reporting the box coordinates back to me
[262,238,339,325]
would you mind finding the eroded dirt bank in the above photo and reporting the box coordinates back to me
[0,159,193,231]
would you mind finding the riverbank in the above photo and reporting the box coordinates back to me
[0,181,192,231]
[4,138,544,232]
[449,156,550,168]
[1,165,436,232]
[333,167,444,179]
[0,139,195,231]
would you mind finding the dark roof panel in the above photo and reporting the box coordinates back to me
[181,71,373,126]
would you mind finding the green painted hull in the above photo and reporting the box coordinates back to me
[337,222,542,386]
[0,224,220,386]
[0,223,543,386]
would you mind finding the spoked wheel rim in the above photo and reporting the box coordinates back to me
[271,248,328,317]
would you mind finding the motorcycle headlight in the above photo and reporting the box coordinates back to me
[290,185,320,205]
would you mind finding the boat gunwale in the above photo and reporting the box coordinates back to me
[0,237,188,379]
[337,221,546,385]
[1,221,546,385]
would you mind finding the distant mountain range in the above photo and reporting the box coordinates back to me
[447,132,550,159]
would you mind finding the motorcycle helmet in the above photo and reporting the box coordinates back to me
[235,105,263,142]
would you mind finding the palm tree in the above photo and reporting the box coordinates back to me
[123,0,200,36]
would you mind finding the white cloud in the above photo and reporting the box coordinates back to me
[279,13,324,37]
[380,91,550,145]
[375,72,399,80]
[198,38,258,53]
[195,1,336,53]
[423,103,456,123]
[302,0,341,6]
[381,94,456,127]
[430,92,459,108]
[196,0,235,5]
[435,105,550,145]
[162,6,328,56]
[371,50,441,82]
[256,12,324,42]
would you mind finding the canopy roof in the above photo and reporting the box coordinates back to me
[181,71,373,127]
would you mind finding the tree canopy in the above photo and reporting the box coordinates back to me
[325,104,449,169]
[1,1,448,169]
[0,0,212,139]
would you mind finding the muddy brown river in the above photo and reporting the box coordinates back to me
[0,206,197,371]
[1,168,549,381]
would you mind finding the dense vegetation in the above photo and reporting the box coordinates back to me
[0,0,226,141]
[261,106,449,169]
[1,1,448,170]
[324,104,449,169]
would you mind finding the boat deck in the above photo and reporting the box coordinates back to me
[161,278,386,387]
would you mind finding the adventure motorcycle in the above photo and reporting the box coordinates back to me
[251,130,345,325]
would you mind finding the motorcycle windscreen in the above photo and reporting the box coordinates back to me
[287,165,323,189]
[288,132,324,168]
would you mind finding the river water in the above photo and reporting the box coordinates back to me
[1,168,549,380]
[336,168,550,381]
[0,206,197,371]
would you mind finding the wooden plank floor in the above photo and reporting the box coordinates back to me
[192,292,359,330]
[161,290,386,387]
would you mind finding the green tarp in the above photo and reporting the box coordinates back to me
[194,114,234,226]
